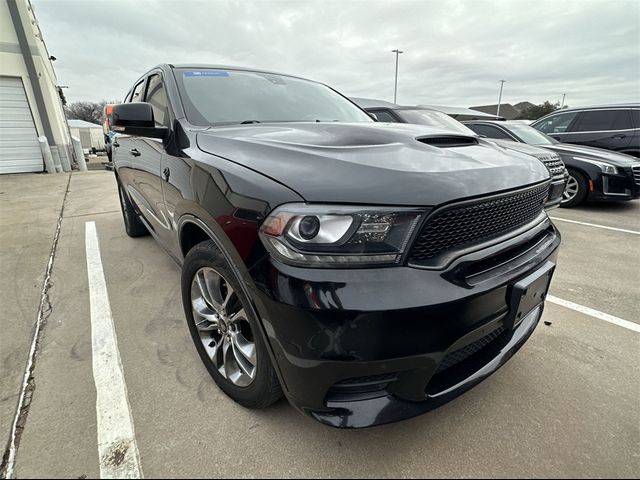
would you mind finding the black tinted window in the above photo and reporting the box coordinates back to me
[468,124,513,140]
[632,109,640,129]
[370,109,398,122]
[535,111,578,133]
[574,109,632,131]
[145,74,169,127]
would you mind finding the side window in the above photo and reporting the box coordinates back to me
[536,112,578,133]
[631,109,640,129]
[144,74,169,127]
[129,80,145,103]
[468,124,513,140]
[573,110,632,132]
[370,109,398,123]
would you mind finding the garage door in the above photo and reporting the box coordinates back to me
[0,76,43,173]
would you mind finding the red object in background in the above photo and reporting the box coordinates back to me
[103,103,114,134]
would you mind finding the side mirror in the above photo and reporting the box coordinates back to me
[368,112,379,121]
[112,102,168,139]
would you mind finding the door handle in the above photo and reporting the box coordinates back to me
[163,167,170,182]
[611,134,626,139]
[129,148,141,157]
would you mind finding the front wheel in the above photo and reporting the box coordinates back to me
[181,240,282,409]
[560,169,588,208]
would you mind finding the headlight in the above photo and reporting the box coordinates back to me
[259,204,424,267]
[574,157,618,174]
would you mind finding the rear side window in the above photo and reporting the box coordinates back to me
[573,109,632,131]
[535,111,578,133]
[370,109,398,122]
[632,109,640,129]
[145,74,169,127]
[467,124,513,140]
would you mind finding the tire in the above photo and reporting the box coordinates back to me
[560,169,588,208]
[181,240,282,409]
[117,181,149,237]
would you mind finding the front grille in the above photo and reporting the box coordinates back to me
[409,183,549,265]
[633,165,640,186]
[434,326,506,375]
[539,155,566,177]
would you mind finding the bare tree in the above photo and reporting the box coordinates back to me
[64,100,119,125]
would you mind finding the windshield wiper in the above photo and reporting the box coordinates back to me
[240,120,261,124]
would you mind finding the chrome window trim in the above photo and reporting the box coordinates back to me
[548,128,639,135]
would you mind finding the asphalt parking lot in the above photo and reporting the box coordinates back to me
[1,171,638,478]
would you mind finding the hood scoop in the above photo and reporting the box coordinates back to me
[417,135,478,148]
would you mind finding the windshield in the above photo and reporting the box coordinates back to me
[506,123,558,145]
[397,109,477,135]
[174,68,372,126]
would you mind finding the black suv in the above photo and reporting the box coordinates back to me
[532,104,640,157]
[111,64,560,428]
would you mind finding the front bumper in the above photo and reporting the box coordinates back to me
[248,215,560,428]
[545,177,567,209]
[588,168,640,201]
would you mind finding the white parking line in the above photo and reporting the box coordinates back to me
[547,295,640,333]
[549,216,640,235]
[85,221,143,479]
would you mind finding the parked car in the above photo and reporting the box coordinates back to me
[464,120,640,207]
[111,64,560,428]
[531,104,640,157]
[354,102,567,209]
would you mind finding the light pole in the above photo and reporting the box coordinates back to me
[392,49,404,104]
[496,80,506,117]
[561,93,566,108]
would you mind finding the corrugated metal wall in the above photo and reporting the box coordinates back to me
[0,76,44,173]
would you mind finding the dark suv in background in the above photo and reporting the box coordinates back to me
[532,104,640,157]
[111,64,559,428]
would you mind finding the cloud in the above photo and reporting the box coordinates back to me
[34,0,640,108]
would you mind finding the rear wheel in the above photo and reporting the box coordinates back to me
[182,240,282,409]
[560,169,588,208]
[117,181,149,237]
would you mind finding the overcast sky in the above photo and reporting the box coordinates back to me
[33,0,640,108]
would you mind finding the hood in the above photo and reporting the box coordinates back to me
[545,143,640,166]
[196,122,550,206]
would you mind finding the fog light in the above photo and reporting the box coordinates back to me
[298,215,320,240]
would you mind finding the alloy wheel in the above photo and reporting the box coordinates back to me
[562,174,579,204]
[190,267,257,387]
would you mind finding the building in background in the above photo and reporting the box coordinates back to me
[0,0,72,174]
[469,103,523,120]
[67,119,104,153]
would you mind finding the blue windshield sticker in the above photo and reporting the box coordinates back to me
[183,70,229,77]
